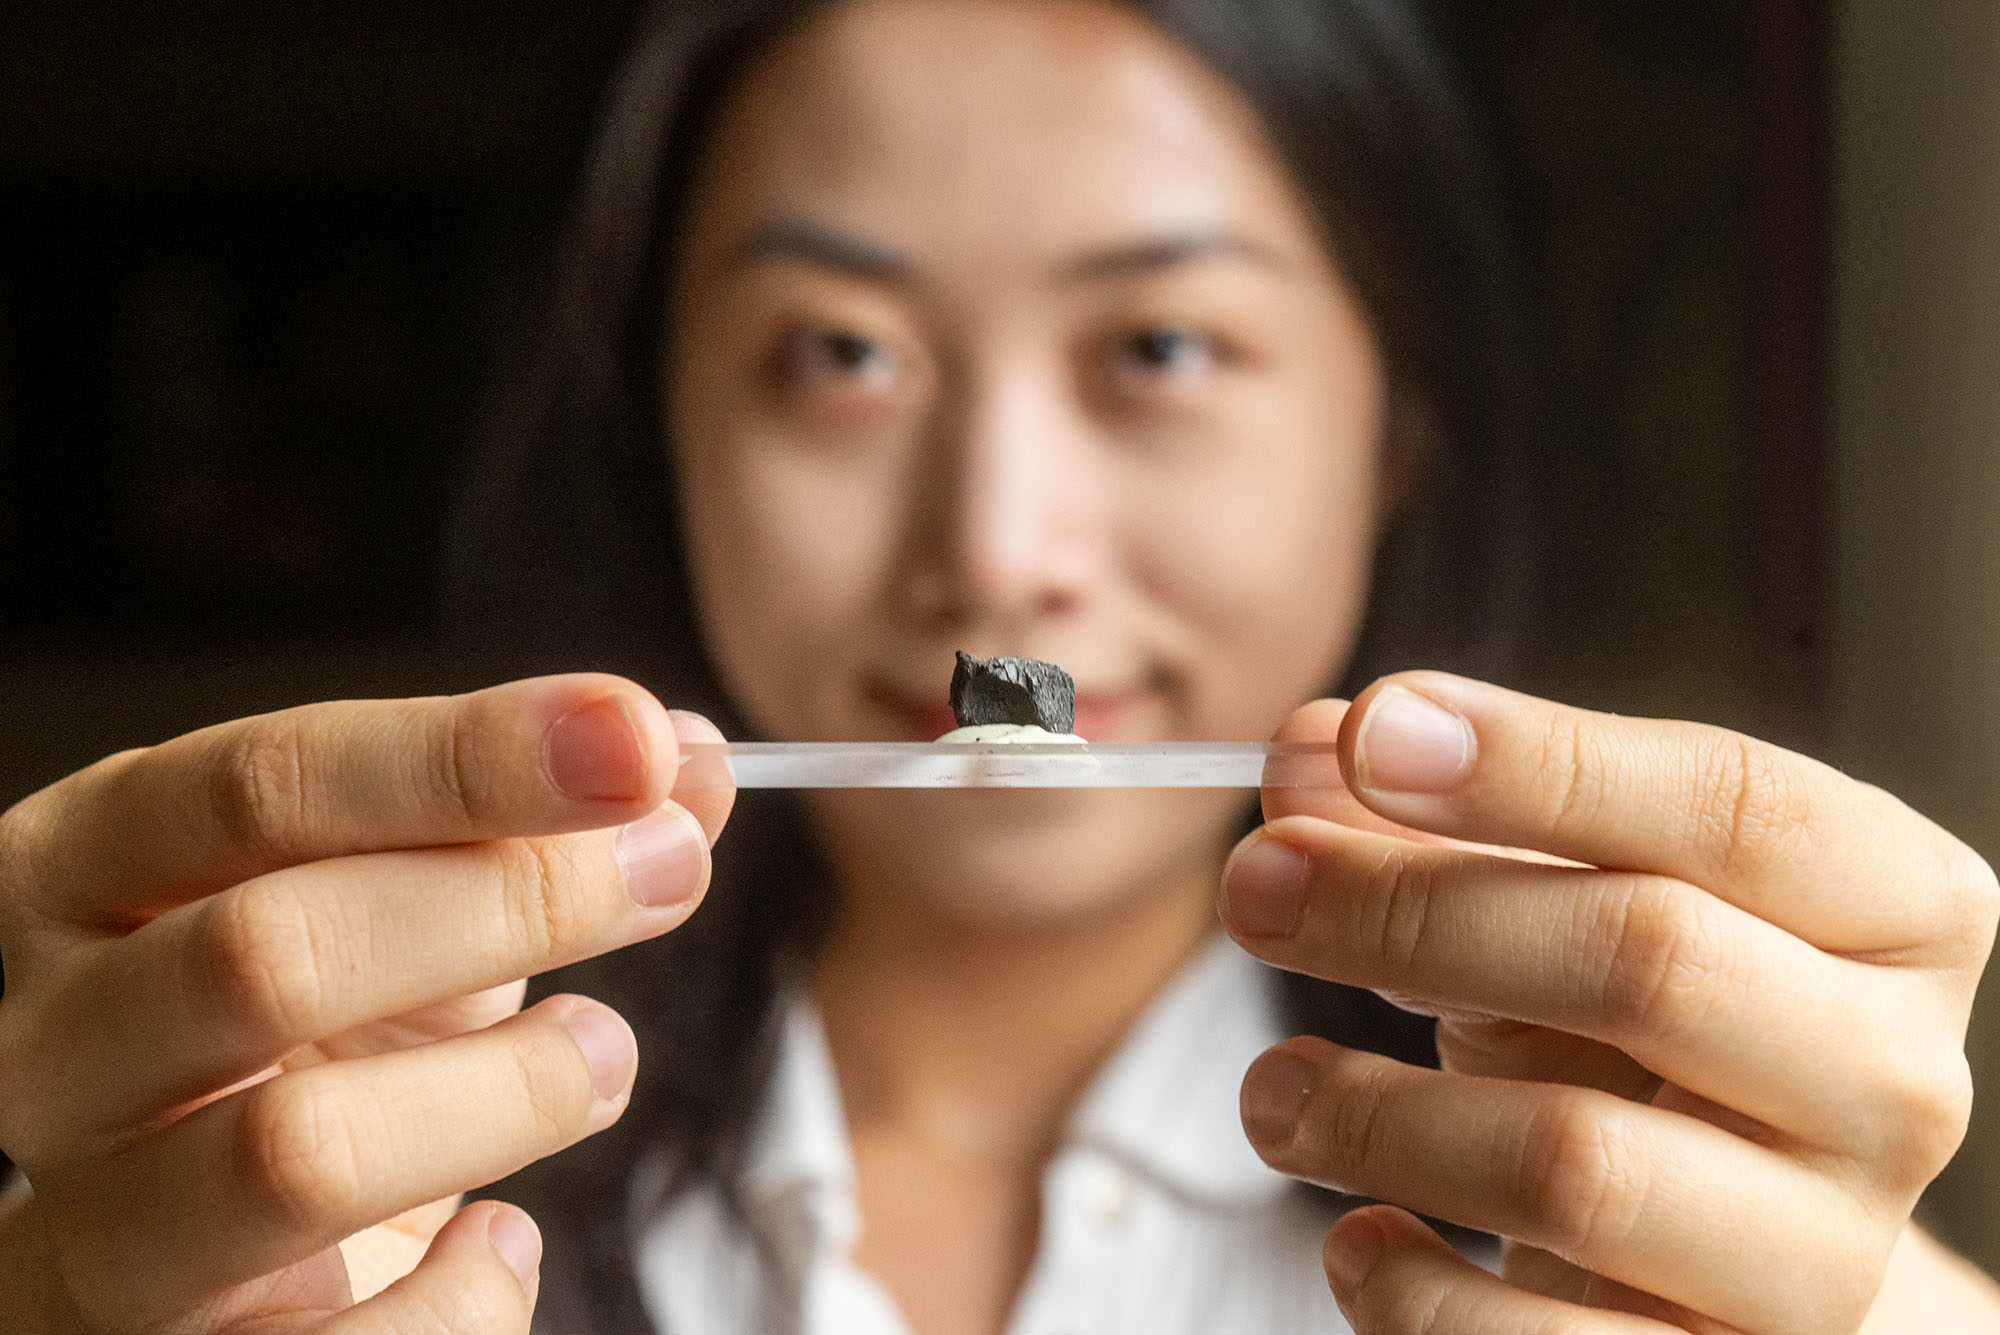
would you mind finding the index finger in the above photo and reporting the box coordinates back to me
[1334,671,1996,952]
[9,674,717,927]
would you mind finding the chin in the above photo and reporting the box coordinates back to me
[806,787,1248,931]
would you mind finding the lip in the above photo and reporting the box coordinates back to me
[867,681,1144,742]
[1066,694,1139,741]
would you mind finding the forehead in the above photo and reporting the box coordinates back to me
[687,0,1319,269]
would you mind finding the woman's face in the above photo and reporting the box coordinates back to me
[670,0,1390,925]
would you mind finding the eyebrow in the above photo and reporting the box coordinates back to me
[730,218,1290,286]
[731,219,916,283]
[1058,230,1292,282]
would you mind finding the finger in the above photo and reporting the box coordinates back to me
[1434,1016,1659,1103]
[40,803,707,1137]
[322,1202,539,1334]
[48,995,630,1325]
[1336,671,1997,952]
[1263,698,1461,842]
[313,982,531,1064]
[340,1196,465,1303]
[1263,700,1378,828]
[1323,1205,1682,1334]
[14,674,695,927]
[665,708,736,844]
[1263,699,1578,864]
[1220,817,1919,1141]
[1241,1039,1888,1335]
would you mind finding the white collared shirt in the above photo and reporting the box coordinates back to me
[633,936,1354,1334]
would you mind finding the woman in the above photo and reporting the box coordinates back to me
[2,1,1997,1333]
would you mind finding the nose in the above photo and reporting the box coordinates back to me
[897,358,1106,632]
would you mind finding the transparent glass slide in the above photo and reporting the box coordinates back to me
[678,741,1343,789]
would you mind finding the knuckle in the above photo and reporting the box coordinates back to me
[498,837,601,957]
[0,792,40,884]
[1322,1057,1400,1183]
[1934,842,2000,947]
[0,769,100,927]
[0,803,36,944]
[1,745,152,895]
[429,703,498,830]
[1596,878,1727,1044]
[1358,846,1442,973]
[1372,1279,1449,1335]
[1878,1048,1975,1183]
[1,750,150,944]
[233,1073,366,1232]
[1703,733,1817,888]
[209,717,313,863]
[1535,713,1605,837]
[1959,846,2000,918]
[508,1027,591,1146]
[1518,1097,1646,1259]
[193,883,336,1043]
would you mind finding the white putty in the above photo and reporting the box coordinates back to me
[934,723,1088,745]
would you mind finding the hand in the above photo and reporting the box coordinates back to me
[1221,672,1999,1333]
[0,675,735,1333]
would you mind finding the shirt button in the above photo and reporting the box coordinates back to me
[1083,1165,1135,1230]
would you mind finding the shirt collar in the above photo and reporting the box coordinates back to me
[734,932,1292,1229]
[739,994,862,1262]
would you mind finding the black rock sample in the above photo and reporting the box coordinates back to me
[949,652,1075,733]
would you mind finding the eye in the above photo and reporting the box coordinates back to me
[774,324,900,389]
[1110,325,1220,380]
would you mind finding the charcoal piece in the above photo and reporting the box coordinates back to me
[949,652,1075,733]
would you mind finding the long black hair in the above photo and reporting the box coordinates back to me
[451,1,1543,1329]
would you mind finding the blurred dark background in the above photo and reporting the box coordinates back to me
[0,0,1822,750]
[0,0,640,669]
[6,0,1996,1277]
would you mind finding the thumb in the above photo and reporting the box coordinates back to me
[315,1203,539,1334]
[1264,700,1436,840]
[1263,697,1586,864]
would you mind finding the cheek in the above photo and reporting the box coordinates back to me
[1127,381,1383,721]
[676,433,906,724]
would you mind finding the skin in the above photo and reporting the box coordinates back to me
[669,0,1386,921]
[672,3,2000,1334]
[1,3,1997,1334]
[668,3,1385,1329]
[1223,680,2000,1332]
[0,678,735,1332]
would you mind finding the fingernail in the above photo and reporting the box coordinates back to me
[486,1207,543,1301]
[1355,685,1473,793]
[667,709,733,795]
[1223,836,1311,938]
[1241,1046,1317,1148]
[544,697,647,802]
[667,708,724,751]
[614,805,708,909]
[558,1000,637,1104]
[1324,1212,1386,1295]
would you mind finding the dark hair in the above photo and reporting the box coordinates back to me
[451,1,1541,1329]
